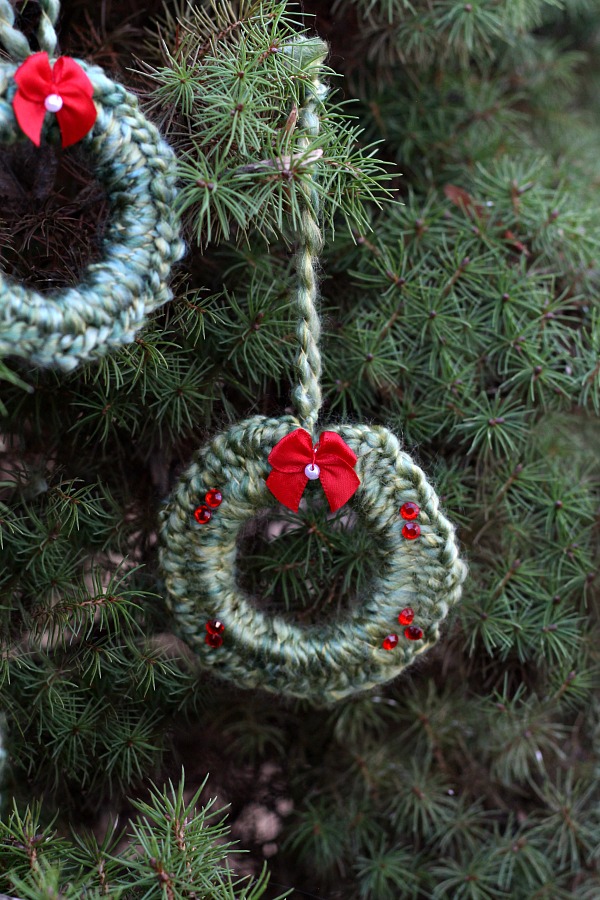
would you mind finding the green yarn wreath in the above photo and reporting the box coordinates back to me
[159,414,466,704]
[0,0,184,370]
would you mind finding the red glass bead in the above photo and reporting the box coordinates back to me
[194,505,212,524]
[205,619,225,636]
[205,489,223,509]
[404,625,424,641]
[402,522,421,540]
[398,607,414,626]
[382,634,399,651]
[205,632,223,648]
[400,501,420,520]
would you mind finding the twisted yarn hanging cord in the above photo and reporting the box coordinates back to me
[291,53,326,436]
[0,0,185,370]
[292,204,322,435]
[0,0,58,59]
[158,36,467,703]
[35,0,59,56]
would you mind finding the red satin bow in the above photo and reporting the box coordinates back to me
[266,429,360,513]
[13,52,97,148]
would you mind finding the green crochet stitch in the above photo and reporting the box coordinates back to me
[158,37,467,704]
[0,0,184,370]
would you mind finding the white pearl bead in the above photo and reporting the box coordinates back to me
[44,93,64,113]
[304,463,320,480]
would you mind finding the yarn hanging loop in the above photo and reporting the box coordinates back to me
[0,0,59,61]
[290,41,326,438]
[34,0,59,57]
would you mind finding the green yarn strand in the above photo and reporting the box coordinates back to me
[0,0,32,61]
[292,205,323,435]
[291,38,328,436]
[37,0,60,56]
[0,0,59,60]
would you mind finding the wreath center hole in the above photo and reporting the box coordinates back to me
[235,498,388,625]
[0,143,109,293]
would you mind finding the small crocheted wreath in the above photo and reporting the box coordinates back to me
[158,38,467,703]
[0,0,184,370]
[160,415,466,703]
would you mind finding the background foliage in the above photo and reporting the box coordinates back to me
[1,0,599,897]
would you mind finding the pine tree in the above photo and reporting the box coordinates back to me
[1,0,600,897]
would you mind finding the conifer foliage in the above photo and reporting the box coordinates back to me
[1,0,600,897]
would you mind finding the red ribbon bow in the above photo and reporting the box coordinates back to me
[13,52,97,148]
[266,429,360,513]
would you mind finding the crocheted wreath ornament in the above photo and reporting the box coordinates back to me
[158,37,467,703]
[0,1,184,370]
[160,414,465,703]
